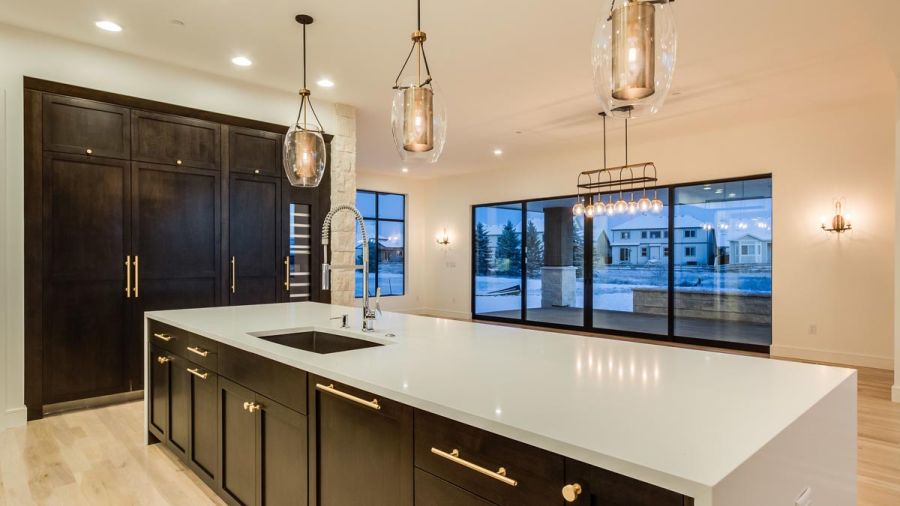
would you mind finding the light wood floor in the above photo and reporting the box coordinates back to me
[0,366,897,505]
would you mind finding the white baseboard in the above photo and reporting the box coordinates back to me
[892,384,900,403]
[771,344,894,370]
[2,405,27,431]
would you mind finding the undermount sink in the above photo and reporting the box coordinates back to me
[253,331,383,354]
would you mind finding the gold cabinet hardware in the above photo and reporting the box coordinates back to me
[153,333,173,342]
[85,148,93,155]
[562,483,582,502]
[283,256,290,292]
[125,255,131,298]
[247,402,261,413]
[253,169,260,174]
[156,355,171,365]
[315,383,381,410]
[187,367,209,380]
[242,401,251,411]
[430,448,518,487]
[230,256,236,293]
[176,159,183,166]
[132,256,139,298]
[186,346,209,357]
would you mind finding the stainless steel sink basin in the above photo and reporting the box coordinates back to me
[255,331,382,354]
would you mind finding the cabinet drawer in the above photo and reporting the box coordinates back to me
[415,468,495,506]
[219,343,307,414]
[564,458,689,506]
[148,319,188,354]
[228,126,282,177]
[414,410,563,506]
[185,333,218,372]
[42,94,130,159]
[132,110,220,170]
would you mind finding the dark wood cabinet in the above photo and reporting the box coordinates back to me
[228,127,283,178]
[228,173,284,306]
[42,94,130,159]
[563,459,688,506]
[415,469,496,506]
[220,378,257,505]
[131,110,220,170]
[168,354,191,459]
[148,347,170,438]
[41,153,132,403]
[188,365,219,484]
[310,377,414,506]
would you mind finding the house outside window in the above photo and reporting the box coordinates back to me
[650,231,661,239]
[684,229,697,238]
[641,247,648,257]
[621,231,631,239]
[355,190,406,297]
[619,248,631,262]
[685,246,696,257]
[641,231,648,239]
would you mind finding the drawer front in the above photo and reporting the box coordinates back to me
[148,319,187,354]
[219,343,307,414]
[415,468,496,506]
[564,458,688,506]
[185,333,218,372]
[415,410,563,506]
[132,110,220,170]
[42,94,130,159]
[228,126,282,177]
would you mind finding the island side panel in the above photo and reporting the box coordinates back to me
[712,372,857,505]
[144,316,153,444]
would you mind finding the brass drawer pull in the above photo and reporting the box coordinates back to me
[132,256,139,298]
[85,148,93,155]
[562,483,582,502]
[153,332,173,342]
[316,383,381,410]
[156,355,171,365]
[283,256,290,292]
[430,448,518,487]
[230,256,236,293]
[186,346,209,357]
[125,255,131,298]
[187,367,209,380]
[243,401,261,413]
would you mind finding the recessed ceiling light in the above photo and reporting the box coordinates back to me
[316,78,335,88]
[702,185,712,190]
[493,148,503,156]
[95,20,122,32]
[231,56,252,67]
[401,167,409,173]
[728,192,736,198]
[715,189,724,194]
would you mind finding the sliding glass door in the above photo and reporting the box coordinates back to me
[474,203,523,319]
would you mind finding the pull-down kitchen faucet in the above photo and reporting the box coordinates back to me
[321,204,379,331]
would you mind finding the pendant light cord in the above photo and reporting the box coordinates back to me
[302,23,307,90]
[417,0,422,31]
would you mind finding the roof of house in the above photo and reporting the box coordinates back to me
[726,230,772,242]
[612,214,706,231]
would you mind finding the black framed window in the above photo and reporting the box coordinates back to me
[471,174,773,353]
[355,190,405,297]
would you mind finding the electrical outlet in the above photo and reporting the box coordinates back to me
[808,324,818,335]
[795,487,813,506]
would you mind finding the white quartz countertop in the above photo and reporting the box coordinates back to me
[146,302,855,500]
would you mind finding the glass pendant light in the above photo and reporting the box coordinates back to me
[585,197,595,218]
[592,0,677,118]
[573,200,585,216]
[594,198,606,216]
[391,0,447,163]
[651,190,664,213]
[606,199,616,215]
[284,15,327,187]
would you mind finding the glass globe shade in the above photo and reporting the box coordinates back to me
[606,201,616,215]
[585,202,595,218]
[627,200,639,214]
[651,197,664,213]
[391,76,447,163]
[573,202,585,216]
[594,201,606,216]
[592,0,677,118]
[638,196,652,212]
[614,197,628,214]
[283,126,326,187]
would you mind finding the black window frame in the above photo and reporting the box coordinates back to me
[355,189,406,298]
[470,173,773,354]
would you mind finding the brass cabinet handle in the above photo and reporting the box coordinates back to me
[316,383,381,410]
[186,346,209,357]
[562,483,582,502]
[243,401,261,413]
[430,448,518,487]
[187,367,209,380]
[85,148,93,155]
[125,255,131,298]
[132,256,139,298]
[153,332,173,342]
[242,401,251,411]
[156,355,171,365]
[176,159,183,166]
[230,256,236,293]
[283,256,290,292]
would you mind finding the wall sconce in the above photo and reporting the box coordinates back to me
[821,200,852,233]
[436,228,451,246]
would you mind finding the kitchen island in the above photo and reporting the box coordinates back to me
[144,302,856,506]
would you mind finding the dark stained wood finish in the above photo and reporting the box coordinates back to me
[189,366,219,485]
[148,347,170,439]
[229,174,283,306]
[218,344,307,414]
[41,153,132,404]
[42,94,130,159]
[414,410,564,506]
[168,354,191,459]
[564,458,688,506]
[309,376,414,506]
[228,127,283,177]
[220,378,257,506]
[131,111,221,170]
[24,89,43,420]
[257,394,308,506]
[415,468,496,506]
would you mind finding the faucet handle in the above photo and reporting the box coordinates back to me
[331,314,349,328]
[375,287,382,317]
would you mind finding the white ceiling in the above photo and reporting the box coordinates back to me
[1,0,898,178]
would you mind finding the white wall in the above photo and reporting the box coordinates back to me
[0,23,342,430]
[894,83,900,400]
[416,96,897,370]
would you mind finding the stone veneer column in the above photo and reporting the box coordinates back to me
[327,103,357,306]
[541,207,576,308]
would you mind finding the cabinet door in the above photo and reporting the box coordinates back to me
[228,174,283,306]
[220,378,258,506]
[228,127,282,177]
[168,354,190,459]
[415,468,496,506]
[257,395,307,506]
[132,111,220,170]
[310,378,413,506]
[42,153,131,403]
[130,162,220,389]
[188,366,218,484]
[148,348,170,438]
[563,459,686,506]
[42,94,130,159]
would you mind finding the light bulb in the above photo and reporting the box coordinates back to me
[606,201,616,215]
[650,198,664,213]
[627,200,639,214]
[402,87,434,152]
[638,196,652,212]
[585,203,595,218]
[283,127,326,187]
[594,201,606,216]
[573,202,585,216]
[614,198,628,214]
